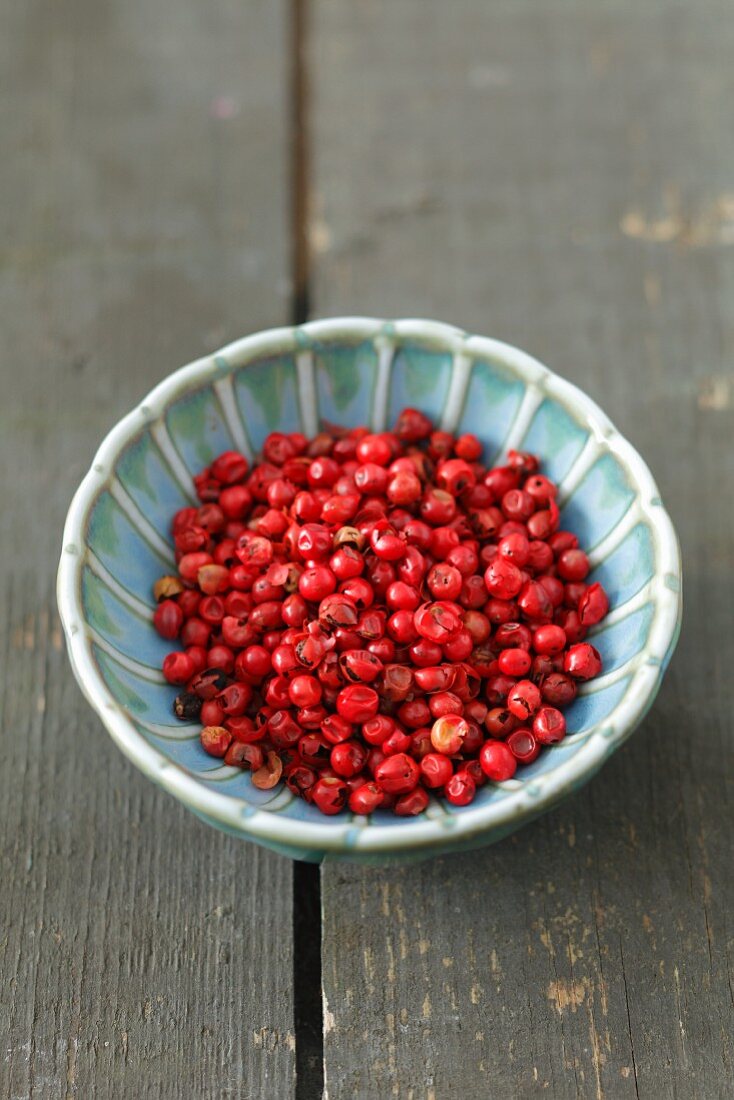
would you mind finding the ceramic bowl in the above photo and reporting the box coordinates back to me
[58,318,682,863]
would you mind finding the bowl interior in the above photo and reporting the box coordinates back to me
[75,323,678,837]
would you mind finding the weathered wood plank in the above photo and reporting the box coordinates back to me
[0,1,295,1097]
[312,2,734,1097]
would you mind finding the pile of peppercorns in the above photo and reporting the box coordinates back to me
[153,408,608,816]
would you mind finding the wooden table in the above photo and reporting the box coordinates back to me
[2,1,732,1097]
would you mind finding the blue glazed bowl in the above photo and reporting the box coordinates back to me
[58,318,682,863]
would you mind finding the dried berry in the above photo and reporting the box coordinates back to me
[157,415,607,816]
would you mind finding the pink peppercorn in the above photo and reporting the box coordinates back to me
[162,417,610,817]
[479,740,517,781]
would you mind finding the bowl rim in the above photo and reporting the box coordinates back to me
[58,317,682,854]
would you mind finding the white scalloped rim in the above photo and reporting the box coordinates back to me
[57,318,682,856]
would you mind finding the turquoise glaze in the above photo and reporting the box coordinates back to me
[58,319,682,863]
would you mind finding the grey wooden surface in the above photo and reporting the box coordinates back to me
[311,1,734,1098]
[0,1,296,1098]
[2,0,734,1098]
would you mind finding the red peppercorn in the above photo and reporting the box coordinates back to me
[377,664,413,704]
[554,608,587,645]
[288,674,323,708]
[330,545,365,581]
[299,732,332,770]
[227,715,261,743]
[219,485,253,520]
[285,763,318,798]
[441,629,474,662]
[429,525,461,560]
[370,522,406,562]
[359,715,393,746]
[388,471,422,505]
[218,682,252,716]
[339,648,383,684]
[427,563,463,601]
[506,728,540,764]
[454,432,482,461]
[199,596,226,624]
[386,581,421,611]
[235,644,272,682]
[517,580,553,623]
[484,707,517,739]
[498,532,530,567]
[200,725,232,757]
[178,552,213,583]
[405,728,429,760]
[336,684,379,723]
[386,609,418,644]
[527,540,554,573]
[479,740,517,781]
[507,679,542,720]
[578,582,609,626]
[394,787,430,816]
[201,699,225,727]
[464,698,488,725]
[163,651,196,685]
[321,713,353,744]
[484,557,523,600]
[226,741,264,770]
[153,599,184,640]
[533,706,567,745]
[402,518,433,550]
[175,524,210,555]
[557,548,590,582]
[429,691,464,719]
[374,752,420,795]
[427,430,454,461]
[299,565,337,601]
[330,740,368,778]
[430,714,468,754]
[211,450,248,484]
[414,601,463,644]
[436,459,475,496]
[527,501,559,540]
[540,671,577,706]
[444,771,477,806]
[420,488,457,527]
[564,581,589,609]
[311,776,348,814]
[548,530,577,555]
[382,728,414,756]
[420,752,454,789]
[501,488,535,522]
[356,433,392,466]
[564,643,602,680]
[221,616,256,649]
[307,456,340,488]
[396,698,432,729]
[185,645,209,674]
[339,578,374,610]
[268,710,303,749]
[394,407,433,442]
[495,622,533,651]
[533,624,567,656]
[485,673,518,706]
[483,597,517,625]
[497,648,532,678]
[348,781,384,814]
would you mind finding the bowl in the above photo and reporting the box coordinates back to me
[58,318,682,863]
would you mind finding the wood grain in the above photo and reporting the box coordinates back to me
[0,1,296,1097]
[311,2,734,1096]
